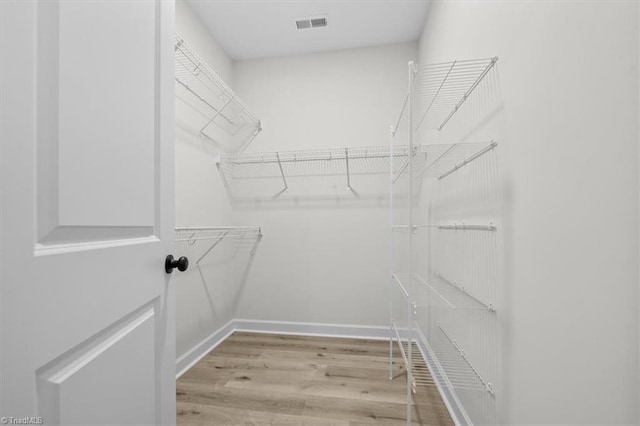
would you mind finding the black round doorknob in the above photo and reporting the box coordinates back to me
[165,255,189,273]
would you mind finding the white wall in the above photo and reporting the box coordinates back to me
[231,43,417,326]
[174,0,239,359]
[418,1,639,423]
[175,0,232,85]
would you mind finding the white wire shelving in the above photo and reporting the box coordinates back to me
[393,272,495,313]
[417,323,494,397]
[412,57,498,133]
[390,57,502,426]
[215,142,496,204]
[175,226,262,265]
[175,34,261,152]
[216,145,407,203]
[437,223,496,231]
[218,145,402,185]
[428,273,496,312]
[393,222,496,234]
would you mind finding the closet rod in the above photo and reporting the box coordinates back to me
[437,223,496,231]
[220,150,410,165]
[176,226,261,231]
[392,224,436,230]
[175,226,262,243]
[176,233,258,242]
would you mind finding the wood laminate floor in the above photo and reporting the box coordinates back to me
[177,332,454,425]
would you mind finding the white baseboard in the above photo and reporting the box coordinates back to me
[176,319,391,379]
[233,318,392,340]
[175,319,235,379]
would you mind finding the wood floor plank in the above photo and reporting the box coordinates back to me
[258,348,395,368]
[178,401,352,426]
[177,402,250,425]
[177,332,453,425]
[199,354,328,373]
[227,333,391,356]
[224,379,405,405]
[218,362,405,390]
[228,332,386,348]
[177,382,307,416]
[300,394,410,425]
[324,365,401,382]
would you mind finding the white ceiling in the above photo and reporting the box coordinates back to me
[186,0,430,60]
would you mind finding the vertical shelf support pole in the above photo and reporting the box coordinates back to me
[406,61,416,426]
[389,126,395,382]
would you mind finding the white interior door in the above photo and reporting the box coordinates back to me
[1,1,176,424]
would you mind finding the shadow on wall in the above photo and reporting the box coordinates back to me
[215,146,416,210]
[176,93,228,156]
[174,228,262,331]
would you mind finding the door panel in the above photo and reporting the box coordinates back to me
[36,303,157,425]
[37,0,157,241]
[0,1,176,424]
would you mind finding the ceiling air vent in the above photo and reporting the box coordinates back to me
[295,16,328,30]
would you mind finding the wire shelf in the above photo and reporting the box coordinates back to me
[412,141,497,181]
[219,145,404,177]
[216,142,495,203]
[175,226,262,265]
[392,272,493,312]
[413,58,498,133]
[423,273,495,312]
[418,323,492,395]
[390,56,502,425]
[175,34,261,152]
